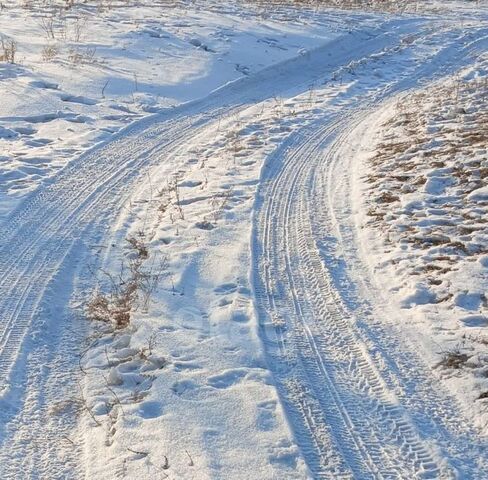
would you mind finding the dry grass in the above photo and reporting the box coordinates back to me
[1,36,17,63]
[86,269,138,329]
[86,233,167,328]
[41,43,59,62]
[436,348,470,370]
[365,75,488,269]
[67,45,97,65]
[241,0,430,14]
[127,235,149,260]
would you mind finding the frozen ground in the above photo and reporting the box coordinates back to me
[0,1,488,479]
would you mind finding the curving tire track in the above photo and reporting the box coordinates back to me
[253,114,445,479]
[0,20,431,477]
[0,14,487,478]
[0,19,424,398]
[252,23,488,480]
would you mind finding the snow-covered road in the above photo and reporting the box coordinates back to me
[0,10,487,479]
[251,21,488,480]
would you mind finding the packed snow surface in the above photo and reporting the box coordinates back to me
[0,1,487,479]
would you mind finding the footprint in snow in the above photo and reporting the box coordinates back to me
[268,439,299,469]
[207,368,249,389]
[459,315,488,328]
[137,401,163,419]
[213,282,238,295]
[173,360,202,371]
[172,379,199,396]
[179,180,202,188]
[59,93,98,106]
[231,309,249,323]
[28,80,58,90]
[256,400,278,432]
[217,297,232,307]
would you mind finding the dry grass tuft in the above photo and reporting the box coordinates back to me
[86,232,167,328]
[436,349,469,370]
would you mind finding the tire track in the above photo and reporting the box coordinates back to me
[0,16,485,478]
[317,83,488,480]
[253,114,442,478]
[0,22,431,476]
[0,18,428,399]
[251,23,488,480]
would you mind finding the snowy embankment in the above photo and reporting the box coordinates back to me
[0,0,347,216]
[354,56,488,430]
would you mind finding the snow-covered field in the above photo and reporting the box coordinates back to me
[0,1,488,479]
[0,0,349,215]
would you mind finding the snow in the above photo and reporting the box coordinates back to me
[468,185,488,201]
[0,0,350,216]
[77,11,488,478]
[79,83,325,480]
[1,0,488,478]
